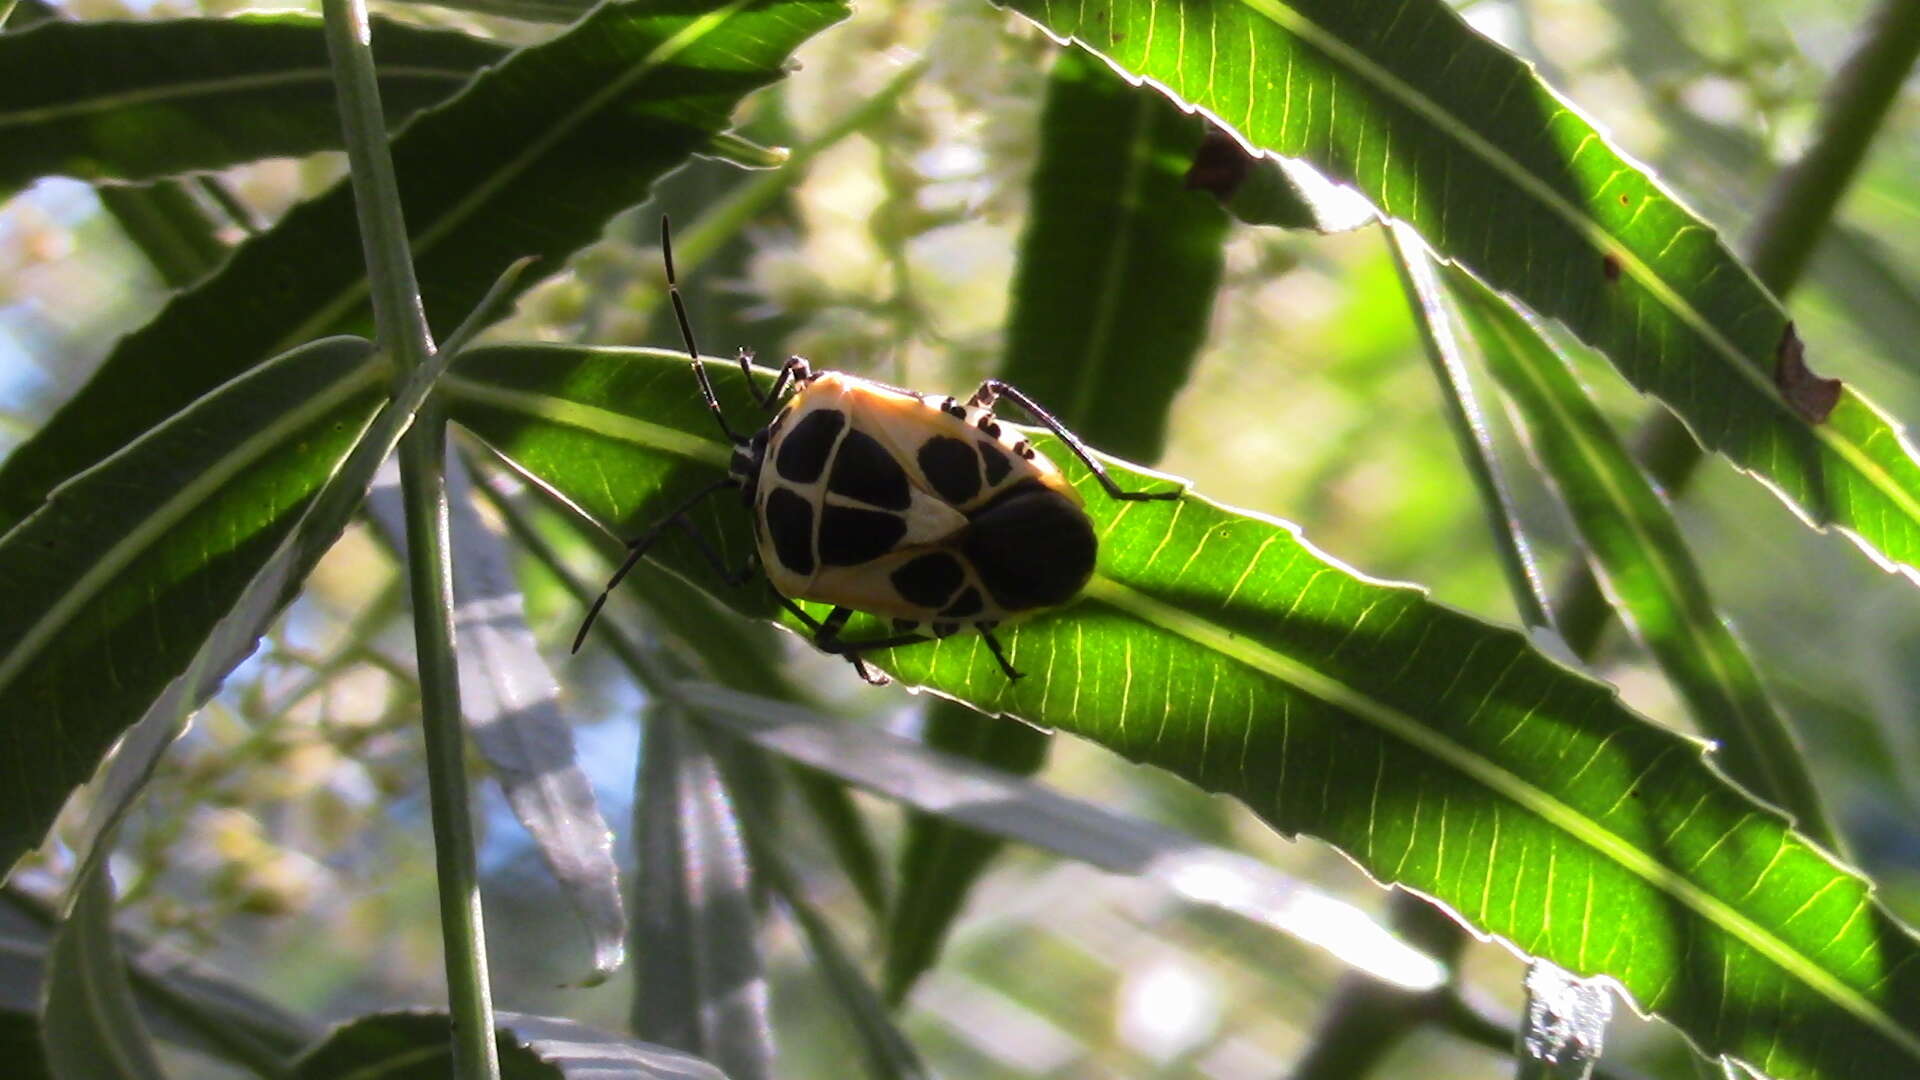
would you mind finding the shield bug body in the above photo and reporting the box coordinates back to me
[574,219,1180,683]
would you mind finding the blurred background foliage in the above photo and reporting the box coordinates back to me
[3,0,1918,1075]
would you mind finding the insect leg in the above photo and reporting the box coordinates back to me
[573,476,739,653]
[967,379,1181,502]
[662,215,747,446]
[977,626,1024,681]
[742,352,812,411]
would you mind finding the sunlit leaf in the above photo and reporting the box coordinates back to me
[0,338,386,877]
[885,46,1230,1003]
[997,0,1920,595]
[0,14,504,195]
[0,0,849,531]
[1445,263,1834,844]
[446,344,1920,1079]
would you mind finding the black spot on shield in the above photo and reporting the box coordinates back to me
[963,481,1095,611]
[818,506,908,566]
[918,436,980,504]
[776,409,844,483]
[891,552,965,608]
[764,488,815,575]
[829,429,911,509]
[977,441,1012,486]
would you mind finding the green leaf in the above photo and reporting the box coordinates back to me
[0,0,848,532]
[0,14,505,195]
[882,704,1048,1004]
[1446,264,1838,847]
[0,337,386,878]
[0,1009,51,1080]
[884,48,1230,1003]
[446,344,1920,1080]
[733,797,930,1080]
[388,0,596,24]
[471,453,893,920]
[364,456,628,982]
[997,0,1920,593]
[633,711,771,1079]
[998,48,1227,466]
[3,884,313,1070]
[291,1011,728,1079]
[41,872,164,1080]
[675,682,1445,990]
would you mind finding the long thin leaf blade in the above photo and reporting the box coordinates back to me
[446,345,1920,1079]
[0,338,386,877]
[291,1011,729,1079]
[633,712,771,1080]
[1446,265,1835,844]
[886,47,1231,1002]
[998,48,1227,465]
[3,884,314,1068]
[0,0,848,531]
[366,455,627,981]
[0,13,505,195]
[997,0,1920,591]
[40,871,163,1080]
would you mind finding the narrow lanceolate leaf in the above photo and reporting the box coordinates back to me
[998,0,1920,591]
[366,456,626,982]
[447,345,1920,1080]
[0,338,386,879]
[998,48,1226,466]
[41,872,163,1080]
[885,47,1231,1003]
[734,812,930,1080]
[387,0,596,24]
[0,0,847,532]
[291,1011,728,1079]
[4,884,314,1069]
[1446,266,1836,848]
[633,713,771,1080]
[0,14,505,195]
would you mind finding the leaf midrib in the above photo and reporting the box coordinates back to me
[0,66,478,130]
[265,0,762,359]
[1079,575,1914,1059]
[1065,83,1158,422]
[1210,0,1920,534]
[456,362,1920,1060]
[0,360,385,701]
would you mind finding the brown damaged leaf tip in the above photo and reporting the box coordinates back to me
[1185,128,1254,202]
[1773,321,1841,424]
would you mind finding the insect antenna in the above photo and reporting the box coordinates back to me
[573,476,740,653]
[662,215,747,445]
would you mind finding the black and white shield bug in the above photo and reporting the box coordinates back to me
[574,218,1181,684]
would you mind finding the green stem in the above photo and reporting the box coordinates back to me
[1386,222,1554,631]
[321,1,497,1077]
[1552,0,1920,659]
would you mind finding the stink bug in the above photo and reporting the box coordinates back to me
[574,218,1181,683]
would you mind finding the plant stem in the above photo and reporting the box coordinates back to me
[1552,0,1920,659]
[321,1,498,1076]
[1386,222,1554,632]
